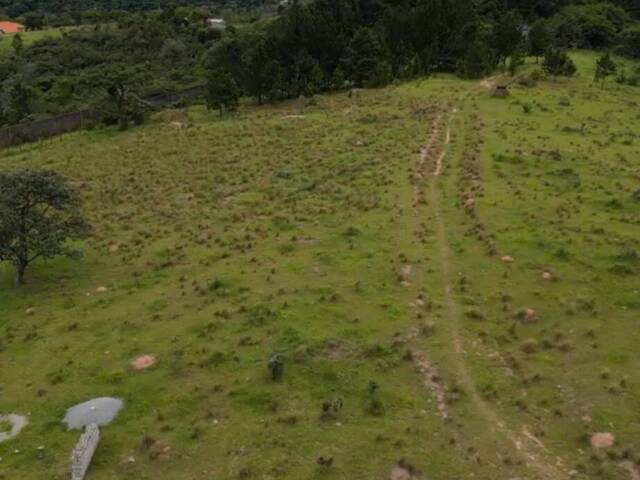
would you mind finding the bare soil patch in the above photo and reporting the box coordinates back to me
[130,354,156,370]
[591,432,615,449]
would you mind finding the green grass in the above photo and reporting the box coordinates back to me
[0,27,68,52]
[0,52,639,480]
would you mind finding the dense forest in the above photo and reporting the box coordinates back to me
[0,0,280,19]
[1,0,639,127]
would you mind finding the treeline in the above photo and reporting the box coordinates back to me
[1,0,639,127]
[0,0,278,20]
[0,7,218,126]
[205,0,640,102]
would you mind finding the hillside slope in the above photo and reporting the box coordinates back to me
[0,52,639,480]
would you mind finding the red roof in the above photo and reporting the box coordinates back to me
[0,21,24,34]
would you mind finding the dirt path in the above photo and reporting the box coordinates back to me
[413,114,443,204]
[432,127,449,177]
[413,106,569,479]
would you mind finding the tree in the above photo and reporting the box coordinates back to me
[97,66,149,130]
[458,38,494,79]
[11,33,23,54]
[0,78,32,125]
[528,20,551,63]
[288,51,324,97]
[594,53,617,87]
[159,38,187,67]
[0,170,88,285]
[542,48,577,78]
[620,26,640,59]
[206,68,240,116]
[341,27,392,88]
[508,46,525,76]
[23,12,45,30]
[492,11,522,66]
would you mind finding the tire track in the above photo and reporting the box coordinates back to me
[422,106,570,480]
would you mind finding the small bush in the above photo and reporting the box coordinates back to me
[268,355,284,381]
[464,309,485,321]
[521,339,538,354]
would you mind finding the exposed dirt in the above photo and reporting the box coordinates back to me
[479,77,498,90]
[414,114,443,204]
[590,432,615,449]
[433,127,451,177]
[389,463,421,480]
[621,460,640,480]
[412,351,450,422]
[400,264,414,287]
[130,354,156,370]
[148,439,173,460]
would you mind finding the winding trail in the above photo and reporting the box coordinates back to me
[413,105,570,479]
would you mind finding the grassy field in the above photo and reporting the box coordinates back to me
[0,52,639,480]
[0,27,67,52]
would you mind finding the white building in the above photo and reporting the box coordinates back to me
[207,18,226,30]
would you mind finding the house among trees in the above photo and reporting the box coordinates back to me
[206,18,226,30]
[0,21,24,34]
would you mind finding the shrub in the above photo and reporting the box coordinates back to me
[542,49,577,77]
[521,339,538,354]
[267,355,284,381]
[620,26,640,59]
[246,305,279,326]
[364,381,384,415]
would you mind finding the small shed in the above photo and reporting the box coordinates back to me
[206,18,226,30]
[492,85,510,98]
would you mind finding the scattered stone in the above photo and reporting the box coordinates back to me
[108,244,119,253]
[399,264,413,287]
[25,307,36,316]
[541,271,552,281]
[501,255,514,263]
[63,398,123,430]
[390,461,420,480]
[590,432,615,449]
[519,307,538,323]
[413,351,449,422]
[95,286,108,293]
[0,414,28,443]
[130,354,156,370]
[620,460,640,480]
[148,440,172,461]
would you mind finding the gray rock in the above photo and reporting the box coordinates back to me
[63,397,123,430]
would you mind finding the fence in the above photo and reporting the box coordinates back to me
[0,110,99,149]
[0,85,207,150]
